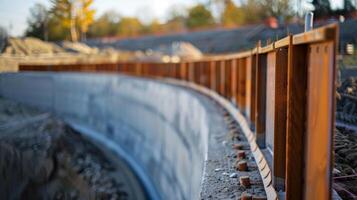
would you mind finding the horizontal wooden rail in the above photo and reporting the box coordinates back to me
[18,24,338,200]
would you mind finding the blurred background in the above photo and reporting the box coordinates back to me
[0,0,356,71]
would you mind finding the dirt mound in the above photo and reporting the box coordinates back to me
[2,37,65,56]
[61,41,99,54]
[135,41,203,62]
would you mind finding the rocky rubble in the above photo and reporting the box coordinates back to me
[0,98,145,200]
[334,127,357,176]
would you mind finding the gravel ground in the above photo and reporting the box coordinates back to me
[200,102,266,200]
[0,98,146,200]
[334,76,357,199]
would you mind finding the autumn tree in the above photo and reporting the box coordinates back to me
[240,0,265,24]
[87,11,120,37]
[77,0,95,40]
[50,0,95,41]
[259,0,293,22]
[186,4,215,29]
[116,17,143,37]
[221,0,244,27]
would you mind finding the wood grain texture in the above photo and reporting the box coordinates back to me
[304,42,335,200]
[286,44,307,200]
[273,48,288,191]
[238,58,247,111]
[255,54,267,148]
[231,59,238,104]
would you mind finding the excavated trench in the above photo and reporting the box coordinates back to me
[0,72,266,200]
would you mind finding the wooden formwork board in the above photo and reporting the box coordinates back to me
[255,54,267,148]
[265,48,288,191]
[209,61,216,91]
[231,59,238,105]
[238,58,247,111]
[219,60,226,96]
[286,44,308,200]
[225,60,232,100]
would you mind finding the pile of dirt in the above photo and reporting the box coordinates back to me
[0,98,146,200]
[135,41,203,62]
[2,37,65,56]
[61,41,99,54]
[336,77,357,124]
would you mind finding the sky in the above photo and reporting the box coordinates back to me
[0,0,344,36]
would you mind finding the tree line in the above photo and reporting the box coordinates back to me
[25,0,356,42]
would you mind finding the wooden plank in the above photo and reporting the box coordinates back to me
[265,51,276,152]
[220,60,226,96]
[285,43,307,200]
[238,58,247,112]
[304,41,335,200]
[215,61,221,93]
[250,55,257,125]
[293,24,337,45]
[273,48,288,191]
[188,62,195,82]
[231,59,238,105]
[245,56,252,118]
[225,60,232,100]
[209,61,216,90]
[255,54,267,147]
[236,59,241,106]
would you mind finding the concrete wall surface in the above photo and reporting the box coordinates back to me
[0,72,222,200]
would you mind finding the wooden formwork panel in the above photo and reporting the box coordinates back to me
[225,60,232,100]
[247,55,257,125]
[201,61,210,88]
[231,59,238,104]
[265,48,288,191]
[245,57,252,116]
[255,54,267,148]
[304,41,335,200]
[215,61,221,93]
[188,62,194,83]
[286,44,307,200]
[238,58,247,111]
[266,52,276,151]
[219,60,226,97]
[209,61,216,90]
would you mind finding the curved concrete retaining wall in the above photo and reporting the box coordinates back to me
[0,72,213,200]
